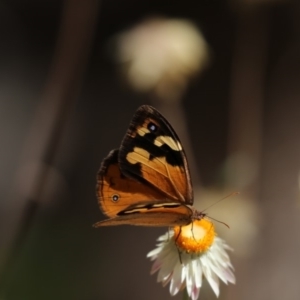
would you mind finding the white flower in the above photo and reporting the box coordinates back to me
[147,219,235,300]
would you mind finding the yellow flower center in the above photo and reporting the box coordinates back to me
[174,219,215,253]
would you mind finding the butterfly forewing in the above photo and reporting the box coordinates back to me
[119,105,193,204]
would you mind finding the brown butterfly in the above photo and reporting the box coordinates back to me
[94,105,205,227]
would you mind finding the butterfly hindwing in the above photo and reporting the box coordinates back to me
[95,149,193,227]
[119,105,193,204]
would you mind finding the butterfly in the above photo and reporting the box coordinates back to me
[94,105,205,227]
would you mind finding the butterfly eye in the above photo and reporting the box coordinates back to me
[148,122,157,132]
[111,194,119,202]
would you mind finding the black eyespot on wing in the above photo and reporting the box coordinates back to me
[111,194,119,202]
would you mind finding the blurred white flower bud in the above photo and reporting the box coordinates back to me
[114,17,210,101]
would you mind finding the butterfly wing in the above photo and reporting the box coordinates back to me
[95,149,193,227]
[119,105,193,204]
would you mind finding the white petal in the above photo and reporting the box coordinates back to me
[190,285,200,300]
[150,258,163,274]
[147,247,162,259]
[208,259,230,284]
[206,247,235,284]
[169,262,184,295]
[185,265,193,296]
[157,232,170,242]
[222,267,236,284]
[192,259,202,288]
[157,250,178,282]
[153,244,173,265]
[162,273,173,287]
[202,261,220,297]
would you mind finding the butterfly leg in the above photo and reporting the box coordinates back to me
[167,226,172,241]
[174,226,183,264]
[176,247,183,265]
[190,221,198,241]
[174,226,182,243]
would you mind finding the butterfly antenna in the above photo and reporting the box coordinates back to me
[201,192,240,213]
[206,216,230,229]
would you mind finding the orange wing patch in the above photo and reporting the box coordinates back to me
[97,150,165,218]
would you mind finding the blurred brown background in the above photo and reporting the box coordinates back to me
[1,0,300,300]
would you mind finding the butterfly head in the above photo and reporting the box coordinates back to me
[191,208,207,222]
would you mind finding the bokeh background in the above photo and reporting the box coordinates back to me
[1,0,300,299]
